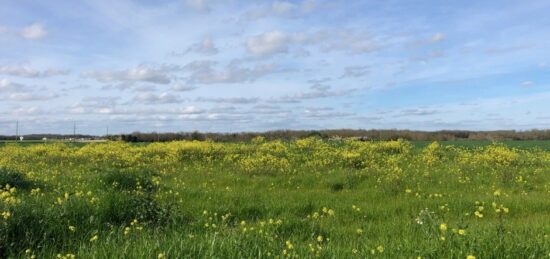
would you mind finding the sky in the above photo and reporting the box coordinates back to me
[1,0,550,135]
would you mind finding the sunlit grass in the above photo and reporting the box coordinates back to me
[0,138,549,258]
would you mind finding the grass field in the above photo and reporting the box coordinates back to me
[0,138,549,258]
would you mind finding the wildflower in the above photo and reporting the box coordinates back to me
[493,189,501,197]
[90,235,98,242]
[474,211,483,218]
[31,188,41,195]
[458,229,466,235]
[158,253,165,259]
[376,245,384,253]
[317,235,324,242]
[466,256,476,259]
[439,223,448,231]
[356,228,364,235]
[285,240,294,250]
[69,226,76,232]
[1,211,11,220]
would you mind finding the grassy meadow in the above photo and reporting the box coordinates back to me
[0,138,549,258]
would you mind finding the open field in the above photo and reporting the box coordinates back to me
[1,139,549,258]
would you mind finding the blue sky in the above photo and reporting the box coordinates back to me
[1,0,550,135]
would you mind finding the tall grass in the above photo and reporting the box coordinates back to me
[0,139,549,258]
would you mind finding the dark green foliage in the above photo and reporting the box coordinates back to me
[0,167,32,189]
[99,168,156,192]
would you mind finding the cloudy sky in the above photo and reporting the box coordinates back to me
[1,0,550,135]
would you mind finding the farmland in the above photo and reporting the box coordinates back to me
[0,138,549,258]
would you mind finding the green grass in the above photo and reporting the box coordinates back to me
[0,139,549,258]
[412,140,550,150]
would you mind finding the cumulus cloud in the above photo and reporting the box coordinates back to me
[82,66,171,84]
[295,30,378,54]
[172,82,197,92]
[8,93,59,101]
[132,92,182,104]
[340,65,369,78]
[274,86,358,103]
[184,60,277,84]
[242,0,317,20]
[11,107,47,116]
[172,37,219,56]
[393,108,440,117]
[309,83,330,91]
[189,37,218,55]
[68,97,120,114]
[20,23,48,39]
[304,110,354,119]
[185,0,210,11]
[196,97,259,104]
[0,79,27,92]
[246,31,290,56]
[430,32,445,43]
[521,81,533,87]
[246,29,379,58]
[0,65,69,78]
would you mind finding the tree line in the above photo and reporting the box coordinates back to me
[3,129,550,142]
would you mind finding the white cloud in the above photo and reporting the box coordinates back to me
[82,66,171,84]
[430,32,446,43]
[11,107,46,116]
[0,79,26,92]
[521,81,533,87]
[20,23,48,39]
[274,86,358,103]
[185,0,210,11]
[185,37,219,56]
[0,65,69,78]
[172,82,197,91]
[340,65,369,78]
[196,97,259,104]
[133,92,182,104]
[246,29,379,57]
[246,31,290,56]
[242,0,317,20]
[272,1,297,15]
[184,60,277,84]
[8,93,59,101]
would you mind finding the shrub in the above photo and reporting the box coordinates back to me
[0,167,32,190]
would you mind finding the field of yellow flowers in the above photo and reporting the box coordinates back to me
[0,138,549,258]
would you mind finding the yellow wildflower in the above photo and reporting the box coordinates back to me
[439,223,447,231]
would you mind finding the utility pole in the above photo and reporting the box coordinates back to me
[106,126,109,137]
[15,120,19,141]
[73,121,76,141]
